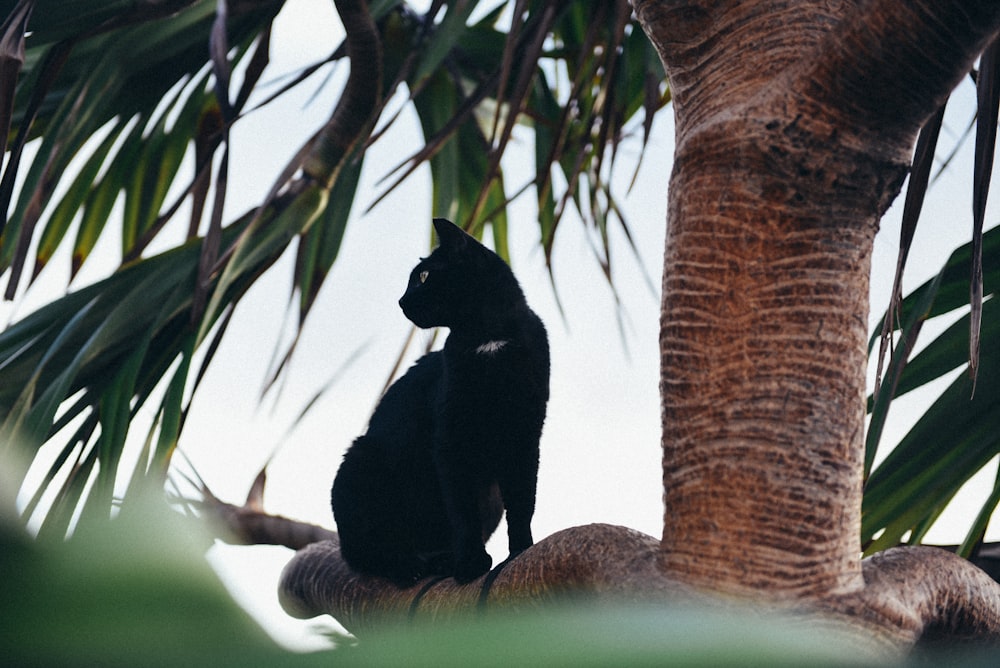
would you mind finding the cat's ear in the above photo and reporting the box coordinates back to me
[433,218,469,252]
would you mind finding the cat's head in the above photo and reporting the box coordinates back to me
[398,218,521,331]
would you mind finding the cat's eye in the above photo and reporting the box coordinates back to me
[419,270,429,284]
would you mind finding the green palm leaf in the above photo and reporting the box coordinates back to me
[864,227,1000,556]
[863,38,1000,556]
[2,0,665,531]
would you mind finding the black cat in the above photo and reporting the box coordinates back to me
[331,218,550,585]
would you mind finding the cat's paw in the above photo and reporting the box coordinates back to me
[452,549,492,583]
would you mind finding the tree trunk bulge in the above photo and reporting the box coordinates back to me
[278,0,1000,649]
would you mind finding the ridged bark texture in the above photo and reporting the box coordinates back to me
[634,0,1000,599]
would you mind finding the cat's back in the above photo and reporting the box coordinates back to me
[497,308,549,400]
[443,304,549,424]
[512,309,550,404]
[362,351,443,451]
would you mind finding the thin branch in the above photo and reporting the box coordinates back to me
[200,496,337,550]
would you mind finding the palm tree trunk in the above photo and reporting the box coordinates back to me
[635,0,1000,599]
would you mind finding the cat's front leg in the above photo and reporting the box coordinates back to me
[500,454,538,554]
[450,507,493,582]
[434,451,494,582]
[449,485,493,581]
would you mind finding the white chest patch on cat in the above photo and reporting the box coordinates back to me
[475,340,509,355]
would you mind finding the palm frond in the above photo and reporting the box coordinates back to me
[1,0,666,531]
[0,0,283,297]
[863,37,1000,557]
[970,39,1000,387]
[0,0,32,153]
[871,103,945,405]
[865,219,1000,554]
